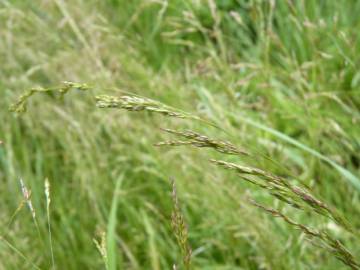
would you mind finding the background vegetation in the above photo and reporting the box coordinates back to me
[1,0,360,269]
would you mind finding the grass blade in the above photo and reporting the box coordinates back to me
[106,175,123,270]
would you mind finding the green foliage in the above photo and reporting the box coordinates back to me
[1,0,360,269]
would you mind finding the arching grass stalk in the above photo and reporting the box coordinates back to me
[9,82,91,113]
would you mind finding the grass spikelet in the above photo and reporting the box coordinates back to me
[20,178,36,220]
[9,81,91,113]
[170,179,192,270]
[155,128,249,156]
[210,159,283,181]
[94,231,108,270]
[250,200,360,270]
[45,178,55,269]
[19,178,43,246]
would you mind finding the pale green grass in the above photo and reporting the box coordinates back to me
[1,0,360,269]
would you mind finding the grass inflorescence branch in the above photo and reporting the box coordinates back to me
[250,200,359,270]
[9,81,91,113]
[155,128,249,156]
[210,159,353,234]
[96,95,199,120]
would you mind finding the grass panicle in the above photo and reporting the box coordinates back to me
[94,231,109,270]
[19,178,36,220]
[155,128,249,156]
[210,159,352,233]
[94,94,221,129]
[19,178,44,250]
[9,81,90,114]
[45,178,55,269]
[171,179,192,270]
[95,95,194,119]
[250,200,360,270]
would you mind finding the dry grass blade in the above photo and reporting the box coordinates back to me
[155,128,249,156]
[250,200,360,270]
[170,179,192,270]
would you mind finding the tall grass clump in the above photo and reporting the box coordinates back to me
[93,92,360,270]
[10,82,360,269]
[3,0,360,269]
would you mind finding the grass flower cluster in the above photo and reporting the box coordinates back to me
[95,95,197,120]
[155,128,249,156]
[170,180,192,270]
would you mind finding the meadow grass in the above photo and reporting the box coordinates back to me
[1,0,360,269]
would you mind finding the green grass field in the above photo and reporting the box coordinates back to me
[1,0,360,269]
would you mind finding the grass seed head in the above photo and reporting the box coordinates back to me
[19,178,36,220]
[93,231,108,270]
[95,95,189,118]
[45,178,51,208]
[251,200,359,270]
[156,128,249,156]
[9,81,91,113]
[170,179,192,270]
[211,159,351,233]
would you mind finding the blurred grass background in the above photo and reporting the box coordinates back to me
[0,0,360,269]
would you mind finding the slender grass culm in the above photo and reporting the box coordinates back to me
[10,83,360,269]
[9,81,90,114]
